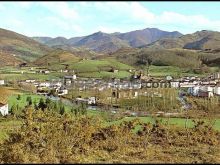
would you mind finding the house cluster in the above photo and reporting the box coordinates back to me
[173,73,220,98]
[75,96,97,105]
[13,71,220,103]
[19,79,68,96]
[72,78,142,91]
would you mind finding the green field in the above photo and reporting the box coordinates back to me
[106,116,220,131]
[0,73,62,81]
[144,65,201,77]
[78,70,132,79]
[68,59,133,72]
[9,91,220,131]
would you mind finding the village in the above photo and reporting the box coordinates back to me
[0,67,220,116]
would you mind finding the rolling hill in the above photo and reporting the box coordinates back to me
[146,30,220,51]
[0,52,24,67]
[33,49,80,69]
[0,28,51,62]
[51,45,103,59]
[108,47,202,69]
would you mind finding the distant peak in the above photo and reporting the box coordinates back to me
[92,31,108,36]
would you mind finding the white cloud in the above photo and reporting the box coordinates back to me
[92,2,220,34]
[1,2,220,37]
[41,16,83,37]
[156,11,220,33]
[129,2,155,22]
[38,2,79,20]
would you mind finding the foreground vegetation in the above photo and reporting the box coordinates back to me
[0,109,219,163]
[1,86,220,163]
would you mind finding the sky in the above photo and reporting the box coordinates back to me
[0,1,220,38]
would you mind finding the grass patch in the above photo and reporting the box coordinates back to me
[78,71,131,79]
[106,116,220,131]
[69,59,133,73]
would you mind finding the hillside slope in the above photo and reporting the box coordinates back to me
[109,47,202,69]
[0,52,23,67]
[146,30,220,51]
[33,49,80,68]
[0,28,51,62]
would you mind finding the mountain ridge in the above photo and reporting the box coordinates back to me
[32,28,183,53]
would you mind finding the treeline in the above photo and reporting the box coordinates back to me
[114,48,220,72]
[9,95,88,118]
[135,49,201,69]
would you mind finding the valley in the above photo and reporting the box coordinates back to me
[0,26,220,163]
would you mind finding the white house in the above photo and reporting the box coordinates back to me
[0,103,8,116]
[64,75,77,80]
[38,82,51,88]
[170,81,180,88]
[50,81,62,88]
[212,72,220,79]
[88,97,96,105]
[25,79,36,83]
[166,75,173,81]
[214,86,220,95]
[57,87,68,96]
[0,80,5,85]
[42,70,50,74]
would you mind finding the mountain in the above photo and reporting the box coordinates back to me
[0,28,51,62]
[33,28,182,53]
[71,31,130,53]
[32,37,53,44]
[116,28,182,48]
[146,30,220,51]
[43,37,69,47]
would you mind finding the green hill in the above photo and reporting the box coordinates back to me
[33,49,80,70]
[0,28,51,62]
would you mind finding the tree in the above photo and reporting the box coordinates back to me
[34,100,38,110]
[17,94,21,100]
[10,104,17,118]
[28,99,32,106]
[26,96,32,106]
[80,102,87,115]
[49,89,56,97]
[71,107,78,117]
[38,98,46,111]
[53,102,59,113]
[45,98,52,109]
[59,105,65,115]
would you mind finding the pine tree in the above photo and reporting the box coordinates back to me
[10,104,17,118]
[59,106,65,115]
[17,94,21,100]
[38,98,46,111]
[26,96,32,106]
